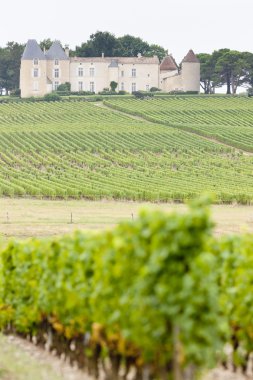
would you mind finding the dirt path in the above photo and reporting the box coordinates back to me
[0,334,251,380]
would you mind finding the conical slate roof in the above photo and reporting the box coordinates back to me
[46,41,69,61]
[182,49,199,63]
[160,55,178,71]
[22,39,46,60]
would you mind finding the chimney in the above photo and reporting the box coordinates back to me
[102,52,105,58]
[65,45,70,57]
[137,52,142,58]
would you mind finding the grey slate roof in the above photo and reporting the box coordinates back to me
[22,39,46,60]
[108,59,119,68]
[46,41,69,61]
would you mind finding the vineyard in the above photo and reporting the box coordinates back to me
[1,199,253,379]
[0,98,253,202]
[105,96,253,152]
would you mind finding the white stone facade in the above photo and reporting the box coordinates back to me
[20,40,200,98]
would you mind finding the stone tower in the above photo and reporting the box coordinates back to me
[181,50,200,92]
[45,41,70,92]
[20,39,47,98]
[20,40,70,98]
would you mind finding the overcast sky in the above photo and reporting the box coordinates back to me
[1,0,252,62]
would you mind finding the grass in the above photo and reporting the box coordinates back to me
[0,198,252,240]
[0,335,63,380]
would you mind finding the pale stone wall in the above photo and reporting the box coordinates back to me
[70,62,109,92]
[69,61,159,93]
[47,60,70,91]
[162,74,183,92]
[20,48,200,97]
[20,60,48,98]
[181,62,200,92]
[117,63,159,92]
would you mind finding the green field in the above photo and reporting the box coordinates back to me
[0,97,253,202]
[105,96,253,151]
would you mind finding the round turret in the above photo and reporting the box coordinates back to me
[181,50,200,93]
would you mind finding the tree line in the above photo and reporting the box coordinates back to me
[197,49,253,94]
[0,31,253,94]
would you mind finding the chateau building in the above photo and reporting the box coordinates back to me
[20,40,200,98]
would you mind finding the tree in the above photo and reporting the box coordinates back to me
[115,35,150,57]
[39,39,54,51]
[215,50,250,94]
[74,32,167,61]
[197,53,218,94]
[145,44,168,61]
[110,81,118,92]
[0,42,24,91]
[75,31,119,57]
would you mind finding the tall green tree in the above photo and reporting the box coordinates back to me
[75,31,119,57]
[39,39,54,51]
[197,53,218,94]
[215,50,251,94]
[0,42,24,91]
[75,32,167,60]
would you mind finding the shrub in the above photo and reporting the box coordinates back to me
[56,82,71,92]
[43,93,61,102]
[150,87,161,92]
[10,89,21,97]
[110,81,118,92]
[248,88,253,97]
[133,91,154,99]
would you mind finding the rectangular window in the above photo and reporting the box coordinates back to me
[33,81,39,91]
[132,83,136,92]
[146,85,150,91]
[90,82,95,92]
[55,59,59,65]
[54,81,59,91]
[121,82,124,91]
[33,68,39,78]
[34,58,38,65]
[54,68,59,78]
[78,67,84,77]
[132,68,136,77]
[90,67,95,77]
[121,70,124,77]
[78,81,83,91]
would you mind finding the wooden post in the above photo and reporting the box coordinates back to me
[173,325,182,380]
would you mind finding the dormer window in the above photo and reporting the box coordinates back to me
[55,59,59,65]
[34,58,38,65]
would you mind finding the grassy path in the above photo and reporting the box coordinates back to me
[0,334,249,380]
[0,334,90,380]
[1,199,253,240]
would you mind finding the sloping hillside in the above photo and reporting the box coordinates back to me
[0,98,252,203]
